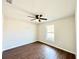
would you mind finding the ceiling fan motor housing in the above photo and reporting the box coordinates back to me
[36,15,43,19]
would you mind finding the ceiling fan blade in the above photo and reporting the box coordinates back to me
[40,18,47,20]
[31,19,36,21]
[28,16,35,18]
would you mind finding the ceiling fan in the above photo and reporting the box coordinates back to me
[6,0,47,22]
[28,14,47,22]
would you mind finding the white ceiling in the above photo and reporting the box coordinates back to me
[3,0,76,23]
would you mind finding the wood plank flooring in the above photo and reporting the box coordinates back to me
[3,42,76,59]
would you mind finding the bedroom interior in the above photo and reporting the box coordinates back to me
[3,0,76,59]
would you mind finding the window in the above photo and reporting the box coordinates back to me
[46,24,54,41]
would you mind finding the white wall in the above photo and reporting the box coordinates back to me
[38,16,76,54]
[3,16,37,51]
[3,15,76,54]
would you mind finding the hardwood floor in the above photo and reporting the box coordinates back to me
[3,42,76,59]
